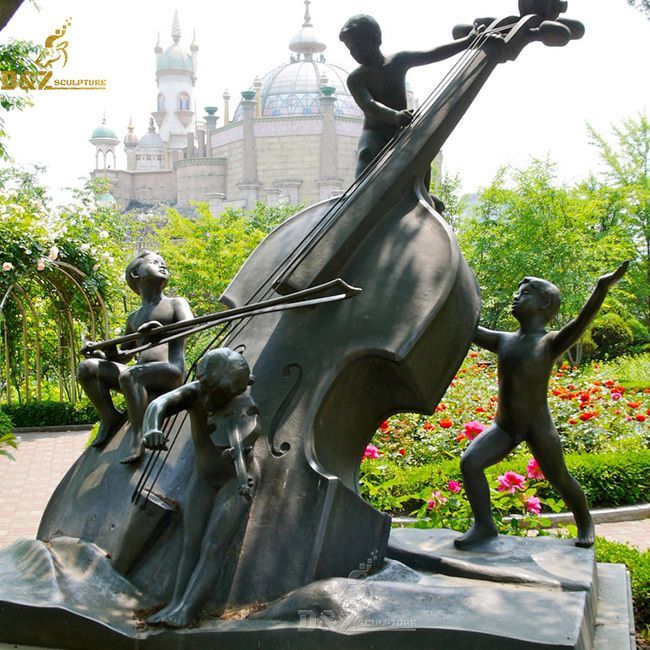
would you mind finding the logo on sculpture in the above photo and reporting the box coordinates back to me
[0,19,107,91]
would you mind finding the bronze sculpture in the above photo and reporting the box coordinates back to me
[77,251,193,464]
[455,262,629,549]
[142,348,260,627]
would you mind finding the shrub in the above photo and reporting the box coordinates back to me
[0,408,16,459]
[360,450,650,514]
[3,400,98,427]
[590,312,634,359]
[595,537,650,642]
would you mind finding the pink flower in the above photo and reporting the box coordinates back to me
[464,420,486,439]
[611,392,622,401]
[2,261,14,271]
[526,458,545,480]
[36,258,45,271]
[448,480,462,494]
[427,490,448,510]
[497,470,526,493]
[363,444,381,460]
[48,245,59,261]
[524,495,542,515]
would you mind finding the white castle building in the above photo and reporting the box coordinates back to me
[90,4,410,213]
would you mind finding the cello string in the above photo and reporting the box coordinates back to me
[134,23,507,500]
[222,25,494,327]
[219,27,495,351]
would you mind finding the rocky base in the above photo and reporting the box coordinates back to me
[0,529,635,650]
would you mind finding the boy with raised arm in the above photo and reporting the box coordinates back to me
[142,348,260,628]
[78,251,193,464]
[455,262,628,550]
[339,14,479,203]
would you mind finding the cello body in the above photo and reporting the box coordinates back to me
[36,2,584,612]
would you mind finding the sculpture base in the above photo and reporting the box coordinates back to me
[0,530,634,650]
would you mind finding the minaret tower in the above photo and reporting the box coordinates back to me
[151,11,197,162]
[90,115,119,172]
[123,117,139,171]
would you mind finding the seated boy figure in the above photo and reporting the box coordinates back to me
[455,262,628,550]
[339,14,479,208]
[142,347,260,628]
[78,251,193,464]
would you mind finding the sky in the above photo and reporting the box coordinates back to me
[1,0,649,204]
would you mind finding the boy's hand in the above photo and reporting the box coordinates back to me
[143,429,167,450]
[394,109,413,127]
[239,476,255,501]
[597,261,629,289]
[137,320,163,332]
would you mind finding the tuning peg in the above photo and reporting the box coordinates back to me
[519,0,568,20]
[453,17,497,40]
[555,17,585,40]
[535,20,572,46]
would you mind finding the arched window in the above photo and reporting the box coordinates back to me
[157,93,165,112]
[178,92,190,110]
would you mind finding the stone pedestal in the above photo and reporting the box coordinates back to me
[0,529,635,649]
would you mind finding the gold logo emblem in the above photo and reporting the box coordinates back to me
[1,18,107,91]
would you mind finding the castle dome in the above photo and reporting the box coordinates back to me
[91,117,119,142]
[138,118,164,150]
[232,1,362,121]
[156,11,195,74]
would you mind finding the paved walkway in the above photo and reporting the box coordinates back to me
[0,430,649,552]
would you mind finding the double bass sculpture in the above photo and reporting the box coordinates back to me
[0,2,592,647]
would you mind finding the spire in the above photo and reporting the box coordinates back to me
[148,117,156,133]
[155,32,162,53]
[172,10,181,43]
[190,28,198,52]
[289,0,326,60]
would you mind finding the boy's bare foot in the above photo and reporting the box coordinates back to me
[454,523,498,549]
[91,412,126,448]
[120,440,144,465]
[575,518,595,548]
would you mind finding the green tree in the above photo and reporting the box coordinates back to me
[587,113,650,324]
[154,202,299,316]
[457,159,635,336]
[0,39,41,160]
[627,0,650,17]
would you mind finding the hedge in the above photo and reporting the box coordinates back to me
[595,537,649,640]
[360,450,650,513]
[2,400,97,428]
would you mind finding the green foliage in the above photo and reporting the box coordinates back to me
[3,400,97,427]
[0,39,41,160]
[590,353,650,391]
[587,113,650,325]
[457,158,635,330]
[590,312,634,358]
[154,201,299,316]
[595,537,650,639]
[360,450,650,515]
[0,408,16,459]
[627,0,650,19]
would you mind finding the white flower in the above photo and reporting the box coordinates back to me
[98,230,108,239]
[80,243,91,252]
[101,251,111,260]
[92,263,100,272]
[2,262,14,271]
[48,245,59,261]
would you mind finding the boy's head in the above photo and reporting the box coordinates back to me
[339,15,382,64]
[513,277,561,323]
[196,348,251,399]
[125,251,168,294]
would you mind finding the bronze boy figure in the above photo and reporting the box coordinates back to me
[339,13,478,207]
[455,262,628,550]
[78,251,193,464]
[142,348,260,628]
